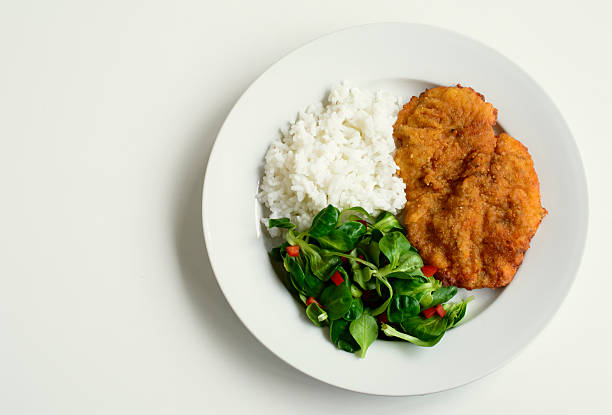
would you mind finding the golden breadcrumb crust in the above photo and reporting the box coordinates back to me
[393,86,546,289]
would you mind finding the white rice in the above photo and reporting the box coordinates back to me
[258,82,407,236]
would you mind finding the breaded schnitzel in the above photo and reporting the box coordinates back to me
[393,86,546,289]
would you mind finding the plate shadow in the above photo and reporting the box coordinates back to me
[172,93,329,390]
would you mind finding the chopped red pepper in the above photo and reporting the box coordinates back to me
[342,251,353,264]
[422,307,436,319]
[435,304,446,317]
[330,271,344,286]
[376,313,389,324]
[356,220,368,229]
[421,265,437,277]
[361,289,376,304]
[344,253,364,263]
[306,296,322,308]
[286,245,300,257]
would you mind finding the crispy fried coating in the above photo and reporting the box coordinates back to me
[393,86,546,289]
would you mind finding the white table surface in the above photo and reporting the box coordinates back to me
[1,1,610,413]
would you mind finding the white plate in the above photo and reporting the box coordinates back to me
[202,23,588,396]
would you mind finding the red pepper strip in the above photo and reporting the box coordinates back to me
[435,304,446,317]
[330,271,344,286]
[286,245,300,257]
[356,220,368,229]
[342,251,353,264]
[422,307,436,319]
[306,296,322,308]
[421,265,437,277]
[361,289,376,306]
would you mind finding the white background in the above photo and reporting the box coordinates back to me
[1,1,610,413]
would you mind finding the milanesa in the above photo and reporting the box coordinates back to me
[393,86,546,289]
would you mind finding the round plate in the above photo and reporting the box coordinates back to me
[202,23,588,396]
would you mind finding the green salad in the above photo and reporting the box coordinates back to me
[270,205,472,358]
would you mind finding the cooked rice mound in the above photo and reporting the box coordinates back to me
[259,82,406,235]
